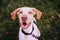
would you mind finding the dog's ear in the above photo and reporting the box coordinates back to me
[32,8,42,20]
[11,8,20,21]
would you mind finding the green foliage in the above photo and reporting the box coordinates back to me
[0,0,60,40]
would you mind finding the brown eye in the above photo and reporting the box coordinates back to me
[20,11,23,14]
[29,12,32,14]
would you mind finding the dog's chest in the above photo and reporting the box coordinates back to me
[22,35,38,40]
[19,23,40,40]
[19,28,38,40]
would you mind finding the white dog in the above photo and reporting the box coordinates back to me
[11,7,42,40]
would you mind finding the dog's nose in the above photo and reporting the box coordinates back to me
[21,16,27,21]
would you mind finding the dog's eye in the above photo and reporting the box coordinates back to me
[29,12,32,14]
[20,11,23,14]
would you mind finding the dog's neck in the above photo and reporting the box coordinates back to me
[22,22,34,33]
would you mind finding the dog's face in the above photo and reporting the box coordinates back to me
[17,7,36,29]
[11,7,42,29]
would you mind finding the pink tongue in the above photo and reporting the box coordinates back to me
[22,25,28,29]
[22,22,28,29]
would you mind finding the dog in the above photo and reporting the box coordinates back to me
[11,7,42,40]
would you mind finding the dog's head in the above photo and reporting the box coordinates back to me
[11,7,42,29]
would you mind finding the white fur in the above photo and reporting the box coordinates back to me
[17,7,41,40]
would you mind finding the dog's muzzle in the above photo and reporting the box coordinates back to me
[21,16,31,29]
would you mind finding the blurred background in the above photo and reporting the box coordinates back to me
[0,0,60,40]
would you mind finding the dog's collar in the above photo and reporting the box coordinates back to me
[21,25,34,35]
[21,25,40,39]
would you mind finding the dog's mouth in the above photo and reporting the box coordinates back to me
[22,22,27,26]
[21,22,31,29]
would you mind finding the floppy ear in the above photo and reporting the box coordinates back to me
[11,8,20,21]
[32,8,42,20]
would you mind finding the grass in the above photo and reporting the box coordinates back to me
[0,0,60,40]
